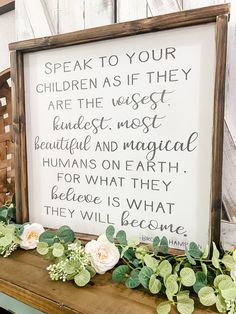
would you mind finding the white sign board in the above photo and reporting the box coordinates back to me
[23,23,216,249]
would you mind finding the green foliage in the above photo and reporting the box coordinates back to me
[0,222,20,257]
[104,226,236,314]
[156,301,172,314]
[0,201,16,223]
[139,266,153,289]
[2,222,236,314]
[39,226,75,246]
[106,225,115,243]
[193,271,207,293]
[74,269,91,287]
[125,269,140,289]
[39,240,94,287]
[198,286,216,306]
[112,265,130,283]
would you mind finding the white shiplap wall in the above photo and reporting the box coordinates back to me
[0,10,15,72]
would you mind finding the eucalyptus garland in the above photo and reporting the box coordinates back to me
[0,204,236,314]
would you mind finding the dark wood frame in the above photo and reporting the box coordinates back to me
[0,0,14,15]
[10,4,229,247]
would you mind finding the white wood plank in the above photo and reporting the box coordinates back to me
[225,0,236,143]
[221,221,236,250]
[84,0,114,28]
[58,0,84,33]
[15,0,34,40]
[41,0,58,35]
[117,0,146,22]
[147,0,182,16]
[23,0,54,37]
[0,10,15,71]
[183,0,225,10]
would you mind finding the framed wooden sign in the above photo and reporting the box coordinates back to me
[10,4,229,250]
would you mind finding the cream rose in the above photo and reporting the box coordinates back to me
[85,234,120,274]
[20,223,45,250]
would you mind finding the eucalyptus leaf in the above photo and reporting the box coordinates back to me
[106,225,115,243]
[7,206,16,220]
[160,237,168,254]
[213,274,232,288]
[116,230,127,245]
[52,242,64,257]
[39,231,55,246]
[233,250,236,262]
[36,242,49,255]
[125,269,140,289]
[86,265,96,278]
[198,287,216,306]
[193,271,207,293]
[139,266,153,289]
[177,291,190,301]
[74,269,91,287]
[158,260,172,278]
[123,247,135,261]
[112,265,130,283]
[57,226,75,243]
[165,274,178,295]
[221,254,234,270]
[215,294,227,313]
[218,279,236,300]
[180,268,196,287]
[153,236,160,256]
[177,298,194,314]
[200,262,208,276]
[15,223,28,237]
[212,242,220,269]
[149,274,162,294]
[156,301,171,314]
[144,254,159,272]
[185,249,196,265]
[0,209,8,218]
[188,242,202,258]
[202,245,209,259]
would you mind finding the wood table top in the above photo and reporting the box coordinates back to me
[0,250,218,314]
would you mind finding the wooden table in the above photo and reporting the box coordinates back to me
[0,250,218,314]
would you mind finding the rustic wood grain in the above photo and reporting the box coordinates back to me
[0,250,219,314]
[10,4,229,52]
[222,123,236,221]
[210,14,228,246]
[10,51,27,222]
[0,0,14,15]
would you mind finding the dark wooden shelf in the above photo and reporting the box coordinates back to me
[0,250,218,314]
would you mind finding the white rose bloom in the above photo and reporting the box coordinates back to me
[20,223,45,250]
[85,234,120,274]
[231,264,236,283]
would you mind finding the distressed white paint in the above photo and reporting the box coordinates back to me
[117,0,146,22]
[0,10,15,71]
[147,0,182,16]
[84,0,114,28]
[58,0,84,33]
[183,0,225,10]
[21,0,54,37]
